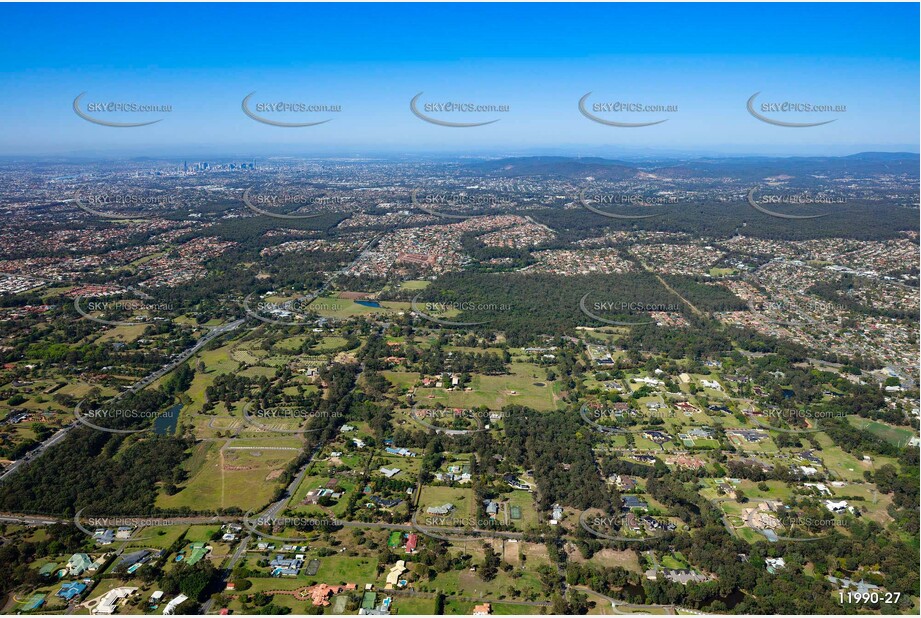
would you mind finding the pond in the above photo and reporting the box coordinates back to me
[153,403,182,436]
[705,588,746,610]
[618,582,647,604]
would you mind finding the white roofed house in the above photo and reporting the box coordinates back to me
[701,379,722,390]
[163,594,189,615]
[92,587,138,615]
[426,503,454,516]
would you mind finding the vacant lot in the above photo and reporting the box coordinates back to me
[156,440,297,512]
[417,362,561,411]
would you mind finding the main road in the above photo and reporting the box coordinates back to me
[0,319,244,482]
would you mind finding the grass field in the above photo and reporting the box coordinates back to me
[179,343,241,416]
[313,555,379,584]
[224,588,307,614]
[307,297,411,319]
[416,362,561,411]
[571,548,642,573]
[390,595,436,614]
[398,280,431,291]
[183,524,221,543]
[381,370,421,389]
[156,440,297,512]
[95,323,148,344]
[660,553,689,569]
[241,577,314,594]
[374,453,423,477]
[314,336,349,351]
[273,335,308,351]
[846,416,916,447]
[232,348,266,364]
[419,567,546,604]
[734,480,796,502]
[123,525,189,551]
[290,474,359,518]
[505,490,538,529]
[238,365,276,378]
[418,486,476,520]
[810,433,895,482]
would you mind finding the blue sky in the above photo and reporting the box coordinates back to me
[1,3,918,157]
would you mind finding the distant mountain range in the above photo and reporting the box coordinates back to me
[467,152,920,181]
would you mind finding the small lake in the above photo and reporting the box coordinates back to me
[619,583,647,603]
[153,403,182,436]
[705,589,746,610]
[354,300,381,308]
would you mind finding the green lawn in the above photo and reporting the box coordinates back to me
[505,490,539,529]
[417,486,476,521]
[307,297,411,319]
[382,370,421,389]
[660,553,689,570]
[123,525,189,551]
[312,555,378,584]
[156,440,297,512]
[846,416,916,447]
[417,362,560,411]
[390,595,436,614]
[418,567,545,604]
